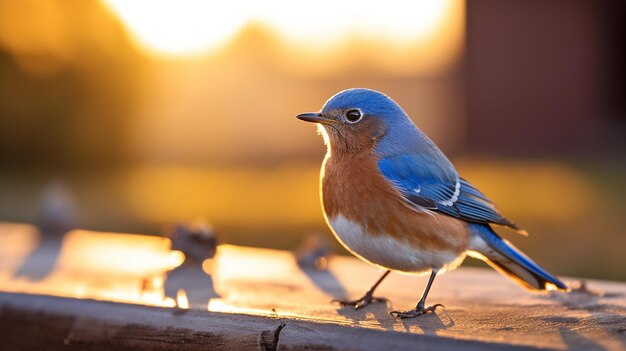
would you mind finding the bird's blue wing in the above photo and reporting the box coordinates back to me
[378,153,457,208]
[378,154,520,230]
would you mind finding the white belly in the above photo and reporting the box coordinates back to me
[328,215,465,274]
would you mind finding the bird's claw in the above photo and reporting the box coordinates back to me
[389,303,444,319]
[332,294,389,310]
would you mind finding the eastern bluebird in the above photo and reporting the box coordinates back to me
[297,88,567,319]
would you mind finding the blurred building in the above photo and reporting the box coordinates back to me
[465,0,625,156]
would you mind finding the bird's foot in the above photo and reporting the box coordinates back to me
[332,293,388,310]
[389,303,443,319]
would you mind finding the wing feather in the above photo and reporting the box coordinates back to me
[378,155,521,231]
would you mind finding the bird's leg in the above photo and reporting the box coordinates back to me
[390,269,444,319]
[333,270,390,310]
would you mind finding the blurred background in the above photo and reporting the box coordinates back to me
[0,0,624,280]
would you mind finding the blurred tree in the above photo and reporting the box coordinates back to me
[0,0,142,167]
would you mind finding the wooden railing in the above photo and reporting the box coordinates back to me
[0,222,624,350]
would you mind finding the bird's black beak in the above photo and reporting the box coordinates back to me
[296,112,337,125]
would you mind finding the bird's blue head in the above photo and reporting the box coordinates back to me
[296,88,420,154]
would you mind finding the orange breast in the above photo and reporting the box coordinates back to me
[321,150,470,254]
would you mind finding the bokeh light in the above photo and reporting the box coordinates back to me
[101,0,455,57]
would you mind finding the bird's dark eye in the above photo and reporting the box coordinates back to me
[345,109,362,123]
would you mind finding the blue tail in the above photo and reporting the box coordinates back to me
[468,224,567,291]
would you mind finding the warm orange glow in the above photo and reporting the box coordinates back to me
[101,0,248,57]
[0,223,39,270]
[454,160,596,222]
[124,165,322,229]
[206,245,334,319]
[258,1,452,45]
[101,0,462,66]
[0,227,338,316]
[57,230,183,277]
[207,299,275,316]
[0,228,183,307]
[168,250,187,268]
[176,289,190,309]
[545,283,559,292]
[0,229,328,317]
[122,161,594,234]
[0,1,73,75]
[202,259,215,275]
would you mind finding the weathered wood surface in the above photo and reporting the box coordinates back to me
[0,222,625,350]
[1,292,548,351]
